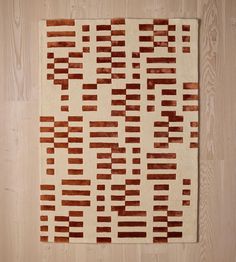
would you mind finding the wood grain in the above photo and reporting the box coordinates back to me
[1,0,236,261]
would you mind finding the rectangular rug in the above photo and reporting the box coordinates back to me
[39,18,199,243]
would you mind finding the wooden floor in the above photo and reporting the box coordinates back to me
[1,0,236,261]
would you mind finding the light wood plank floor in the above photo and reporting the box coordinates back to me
[0,0,235,261]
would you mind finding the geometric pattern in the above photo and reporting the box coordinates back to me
[39,18,199,243]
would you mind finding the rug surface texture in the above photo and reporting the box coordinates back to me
[39,18,199,243]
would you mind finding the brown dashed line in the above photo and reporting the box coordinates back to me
[40,137,54,143]
[40,184,55,190]
[112,62,126,68]
[182,35,190,42]
[97,185,105,190]
[82,105,97,111]
[97,174,111,180]
[125,137,140,143]
[97,237,111,243]
[111,30,125,36]
[132,52,140,58]
[155,79,176,84]
[112,147,126,153]
[191,121,198,127]
[54,58,68,63]
[154,121,169,127]
[40,226,48,232]
[47,63,54,69]
[112,158,126,164]
[82,25,90,31]
[62,179,90,185]
[133,158,140,164]
[125,201,140,206]
[47,31,75,37]
[97,78,111,84]
[183,189,191,195]
[154,30,168,36]
[125,126,140,132]
[55,216,69,221]
[40,216,48,221]
[118,221,146,227]
[40,205,55,211]
[183,179,191,185]
[111,195,125,201]
[147,68,176,74]
[97,195,105,201]
[69,211,83,217]
[97,163,112,169]
[68,74,83,79]
[97,35,111,41]
[97,68,111,74]
[40,116,54,122]
[111,110,125,116]
[82,36,90,42]
[54,237,69,243]
[161,100,177,106]
[168,24,176,31]
[126,94,140,100]
[154,143,169,148]
[68,127,83,132]
[168,35,175,42]
[140,47,154,53]
[154,42,168,47]
[90,142,118,148]
[153,205,168,211]
[126,179,140,185]
[97,25,111,30]
[148,163,176,169]
[70,232,83,238]
[68,137,83,143]
[97,216,111,222]
[183,47,190,53]
[83,95,97,100]
[68,116,83,121]
[90,132,118,137]
[40,127,54,132]
[153,237,167,243]
[162,89,176,95]
[154,184,169,190]
[54,132,67,138]
[68,148,83,154]
[112,100,126,105]
[62,200,90,206]
[153,227,168,232]
[168,221,183,227]
[183,94,198,100]
[112,73,126,79]
[191,131,198,137]
[125,190,140,196]
[183,105,198,111]
[61,106,69,112]
[111,185,126,190]
[46,169,54,175]
[153,216,168,222]
[154,131,168,137]
[55,226,69,232]
[126,105,140,111]
[46,19,75,26]
[83,84,97,89]
[139,36,154,41]
[47,42,75,48]
[132,148,140,153]
[90,121,118,127]
[97,153,111,159]
[118,232,146,238]
[69,52,83,57]
[168,232,182,238]
[61,95,69,100]
[111,18,125,24]
[183,200,190,206]
[97,46,111,52]
[68,169,83,175]
[182,25,190,31]
[154,195,168,201]
[111,51,126,57]
[147,174,176,180]
[169,137,183,143]
[147,57,176,63]
[40,195,55,201]
[139,24,153,31]
[154,19,168,25]
[118,211,146,217]
[54,142,68,148]
[168,211,183,216]
[47,52,54,58]
[111,40,125,46]
[112,89,126,95]
[168,47,176,53]
[69,63,83,68]
[112,169,126,174]
[169,126,183,132]
[97,227,111,233]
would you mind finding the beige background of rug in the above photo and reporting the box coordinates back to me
[0,0,235,261]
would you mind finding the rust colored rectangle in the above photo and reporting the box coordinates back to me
[147,153,176,159]
[40,194,55,201]
[111,30,125,36]
[55,216,69,221]
[139,24,153,31]
[47,41,75,48]
[118,211,146,216]
[97,25,111,30]
[97,237,111,243]
[62,200,90,206]
[147,174,176,180]
[153,205,168,211]
[62,190,90,196]
[47,31,75,37]
[46,19,75,26]
[90,142,118,148]
[83,95,97,100]
[168,211,183,217]
[125,137,140,143]
[97,227,111,232]
[154,184,169,190]
[54,237,69,243]
[183,105,198,111]
[40,205,55,211]
[69,211,83,217]
[125,126,140,132]
[82,105,97,111]
[62,179,90,185]
[118,221,146,227]
[55,226,69,232]
[148,163,176,169]
[147,57,176,63]
[97,216,111,222]
[118,232,146,238]
[68,169,83,175]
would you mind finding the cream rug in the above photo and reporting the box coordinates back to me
[39,18,199,243]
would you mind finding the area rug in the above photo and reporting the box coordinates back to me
[39,18,199,243]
